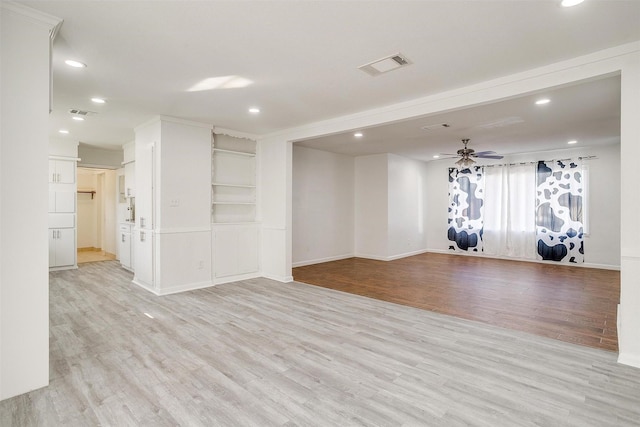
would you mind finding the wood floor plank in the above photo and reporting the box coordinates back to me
[293,253,620,352]
[1,261,639,426]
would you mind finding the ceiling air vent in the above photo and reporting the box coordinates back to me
[69,109,97,116]
[359,53,412,76]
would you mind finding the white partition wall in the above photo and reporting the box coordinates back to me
[260,42,640,368]
[0,3,62,400]
[133,117,214,295]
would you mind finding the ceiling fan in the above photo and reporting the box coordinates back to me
[441,138,503,168]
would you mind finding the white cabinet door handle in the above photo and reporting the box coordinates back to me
[57,230,61,239]
[122,234,125,243]
[140,231,146,242]
[52,230,56,239]
[140,217,145,228]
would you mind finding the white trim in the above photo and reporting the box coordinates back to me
[155,227,211,234]
[260,41,640,145]
[134,115,213,132]
[131,278,157,294]
[387,249,430,261]
[213,127,259,141]
[621,249,640,258]
[425,248,620,270]
[353,253,388,261]
[213,272,261,285]
[155,280,215,296]
[617,352,640,369]
[49,155,81,162]
[292,253,354,268]
[261,273,294,283]
[2,2,63,29]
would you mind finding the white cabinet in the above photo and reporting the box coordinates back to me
[211,134,256,224]
[212,224,259,279]
[49,156,77,270]
[49,228,75,268]
[48,190,75,213]
[119,223,133,271]
[49,159,75,184]
[124,161,136,197]
[133,228,154,289]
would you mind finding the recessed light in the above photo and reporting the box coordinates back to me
[354,132,363,138]
[561,0,584,7]
[58,129,69,134]
[568,140,578,145]
[248,107,260,114]
[433,155,440,159]
[535,98,551,105]
[64,59,86,68]
[91,97,106,104]
[72,116,84,121]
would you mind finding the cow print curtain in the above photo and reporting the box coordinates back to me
[448,167,484,252]
[535,160,584,263]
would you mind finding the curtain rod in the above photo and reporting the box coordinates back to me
[482,155,597,168]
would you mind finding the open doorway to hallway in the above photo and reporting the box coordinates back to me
[77,167,118,264]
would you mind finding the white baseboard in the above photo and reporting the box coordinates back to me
[292,253,354,268]
[131,278,158,295]
[387,249,430,261]
[618,352,640,369]
[262,273,294,283]
[156,280,216,296]
[213,272,261,286]
[425,249,620,270]
[354,248,429,262]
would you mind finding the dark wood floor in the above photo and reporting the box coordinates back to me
[293,253,620,352]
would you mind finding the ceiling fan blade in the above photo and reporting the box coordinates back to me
[475,154,504,159]
[473,151,497,156]
[439,153,459,156]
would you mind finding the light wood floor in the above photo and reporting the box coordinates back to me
[293,253,620,352]
[77,248,116,264]
[2,261,639,426]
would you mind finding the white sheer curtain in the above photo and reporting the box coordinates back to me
[483,163,536,259]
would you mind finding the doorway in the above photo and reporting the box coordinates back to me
[77,167,118,263]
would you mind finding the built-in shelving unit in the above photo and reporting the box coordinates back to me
[211,133,257,223]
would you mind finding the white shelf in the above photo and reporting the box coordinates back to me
[212,182,256,188]
[212,148,256,157]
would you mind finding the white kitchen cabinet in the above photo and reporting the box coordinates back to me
[49,156,77,271]
[124,161,136,197]
[119,223,133,271]
[133,228,154,290]
[49,159,75,184]
[49,228,75,268]
[48,190,75,213]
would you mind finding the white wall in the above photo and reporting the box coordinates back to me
[78,144,123,169]
[425,143,621,269]
[0,3,60,400]
[354,154,389,259]
[387,154,428,259]
[103,170,117,255]
[77,172,98,248]
[260,42,640,367]
[292,146,354,266]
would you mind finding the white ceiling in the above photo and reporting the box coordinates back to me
[20,1,640,156]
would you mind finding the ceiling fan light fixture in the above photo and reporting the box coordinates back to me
[455,156,475,169]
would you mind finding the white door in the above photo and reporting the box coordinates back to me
[55,228,76,267]
[133,229,154,288]
[53,191,76,213]
[55,160,75,184]
[49,228,75,267]
[119,232,131,268]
